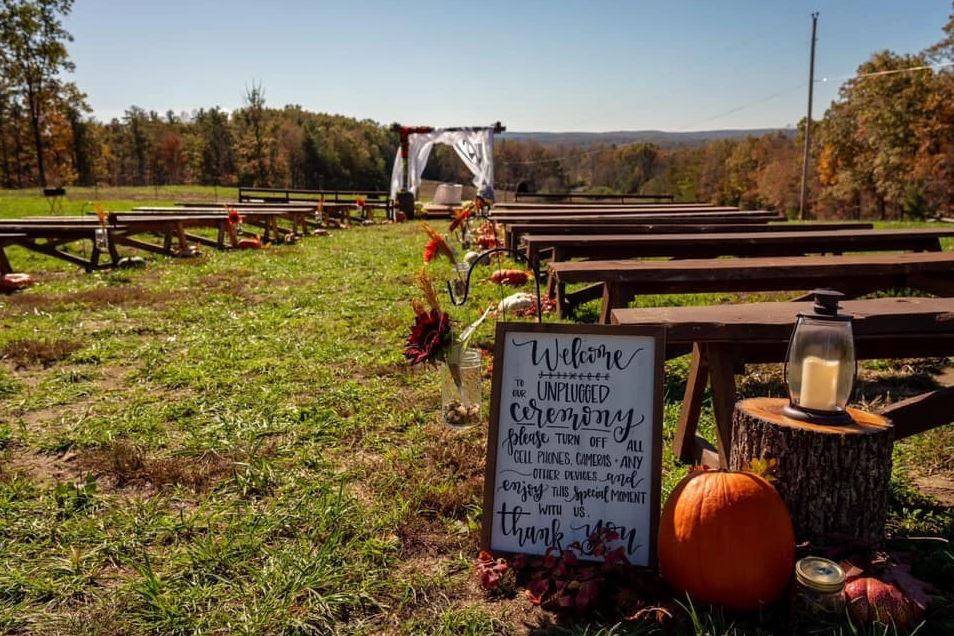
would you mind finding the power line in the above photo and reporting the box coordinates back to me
[500,61,953,168]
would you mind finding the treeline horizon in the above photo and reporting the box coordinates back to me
[1,1,951,219]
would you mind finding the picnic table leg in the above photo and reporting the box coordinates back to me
[704,343,738,468]
[0,246,13,275]
[674,343,709,463]
[162,230,173,254]
[107,234,121,265]
[174,223,191,254]
[599,282,630,324]
[544,247,563,299]
[226,222,239,248]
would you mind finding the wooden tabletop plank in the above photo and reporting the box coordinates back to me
[491,213,783,224]
[132,207,311,216]
[507,222,871,234]
[506,222,873,243]
[610,297,954,340]
[175,201,318,209]
[526,228,954,246]
[527,228,953,261]
[493,205,738,214]
[491,208,772,218]
[494,202,717,209]
[550,251,954,282]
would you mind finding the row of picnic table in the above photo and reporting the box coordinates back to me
[0,198,378,275]
[487,200,954,468]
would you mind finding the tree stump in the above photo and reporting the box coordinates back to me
[729,397,893,548]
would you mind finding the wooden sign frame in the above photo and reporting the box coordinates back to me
[480,322,666,568]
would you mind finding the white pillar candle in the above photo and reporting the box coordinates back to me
[799,355,840,411]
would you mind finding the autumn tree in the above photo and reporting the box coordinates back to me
[0,0,76,186]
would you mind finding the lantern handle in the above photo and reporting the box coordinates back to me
[445,247,544,323]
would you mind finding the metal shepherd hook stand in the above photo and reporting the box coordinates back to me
[445,246,544,323]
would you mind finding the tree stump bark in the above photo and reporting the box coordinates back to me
[729,397,893,548]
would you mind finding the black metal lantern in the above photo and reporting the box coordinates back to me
[782,289,856,424]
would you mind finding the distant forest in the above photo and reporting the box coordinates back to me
[0,0,951,218]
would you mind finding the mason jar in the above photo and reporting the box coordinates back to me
[793,557,846,620]
[94,227,109,252]
[452,262,470,298]
[441,348,482,429]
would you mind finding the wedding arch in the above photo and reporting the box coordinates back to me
[390,122,505,217]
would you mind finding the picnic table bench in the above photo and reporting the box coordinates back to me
[609,297,954,467]
[503,221,873,250]
[551,251,954,323]
[526,227,953,266]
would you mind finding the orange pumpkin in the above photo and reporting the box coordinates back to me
[489,269,530,286]
[658,469,795,613]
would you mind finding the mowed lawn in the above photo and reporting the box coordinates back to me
[0,187,950,634]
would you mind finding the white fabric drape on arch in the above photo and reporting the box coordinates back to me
[389,127,495,201]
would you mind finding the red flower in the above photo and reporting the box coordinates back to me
[404,309,451,365]
[227,207,244,224]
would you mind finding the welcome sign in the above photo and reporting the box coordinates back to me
[481,323,665,567]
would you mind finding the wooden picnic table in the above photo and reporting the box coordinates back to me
[527,227,953,268]
[0,221,127,271]
[503,221,873,250]
[176,201,317,210]
[491,213,786,229]
[490,207,757,218]
[494,205,735,214]
[511,192,675,203]
[133,206,314,238]
[496,201,699,209]
[609,297,954,468]
[550,251,954,323]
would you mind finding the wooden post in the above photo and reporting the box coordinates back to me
[729,397,892,548]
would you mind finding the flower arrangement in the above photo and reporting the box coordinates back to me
[404,269,453,366]
[475,528,658,617]
[92,202,109,226]
[226,206,244,226]
[475,220,500,249]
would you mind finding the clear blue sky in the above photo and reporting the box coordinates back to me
[66,0,951,132]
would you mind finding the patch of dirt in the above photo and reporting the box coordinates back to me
[914,474,954,507]
[0,338,83,369]
[4,286,180,312]
[198,270,259,300]
[0,445,88,485]
[1,439,275,496]
[77,439,244,492]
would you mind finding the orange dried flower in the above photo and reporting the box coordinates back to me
[422,224,456,264]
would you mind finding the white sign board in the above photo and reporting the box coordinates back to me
[481,324,665,567]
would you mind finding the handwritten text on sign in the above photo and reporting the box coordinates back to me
[488,331,659,566]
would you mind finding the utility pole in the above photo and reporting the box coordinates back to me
[799,12,819,220]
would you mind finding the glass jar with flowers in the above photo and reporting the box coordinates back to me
[404,269,491,428]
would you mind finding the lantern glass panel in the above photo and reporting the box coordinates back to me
[786,316,855,412]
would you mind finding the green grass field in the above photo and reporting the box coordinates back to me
[0,187,950,634]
